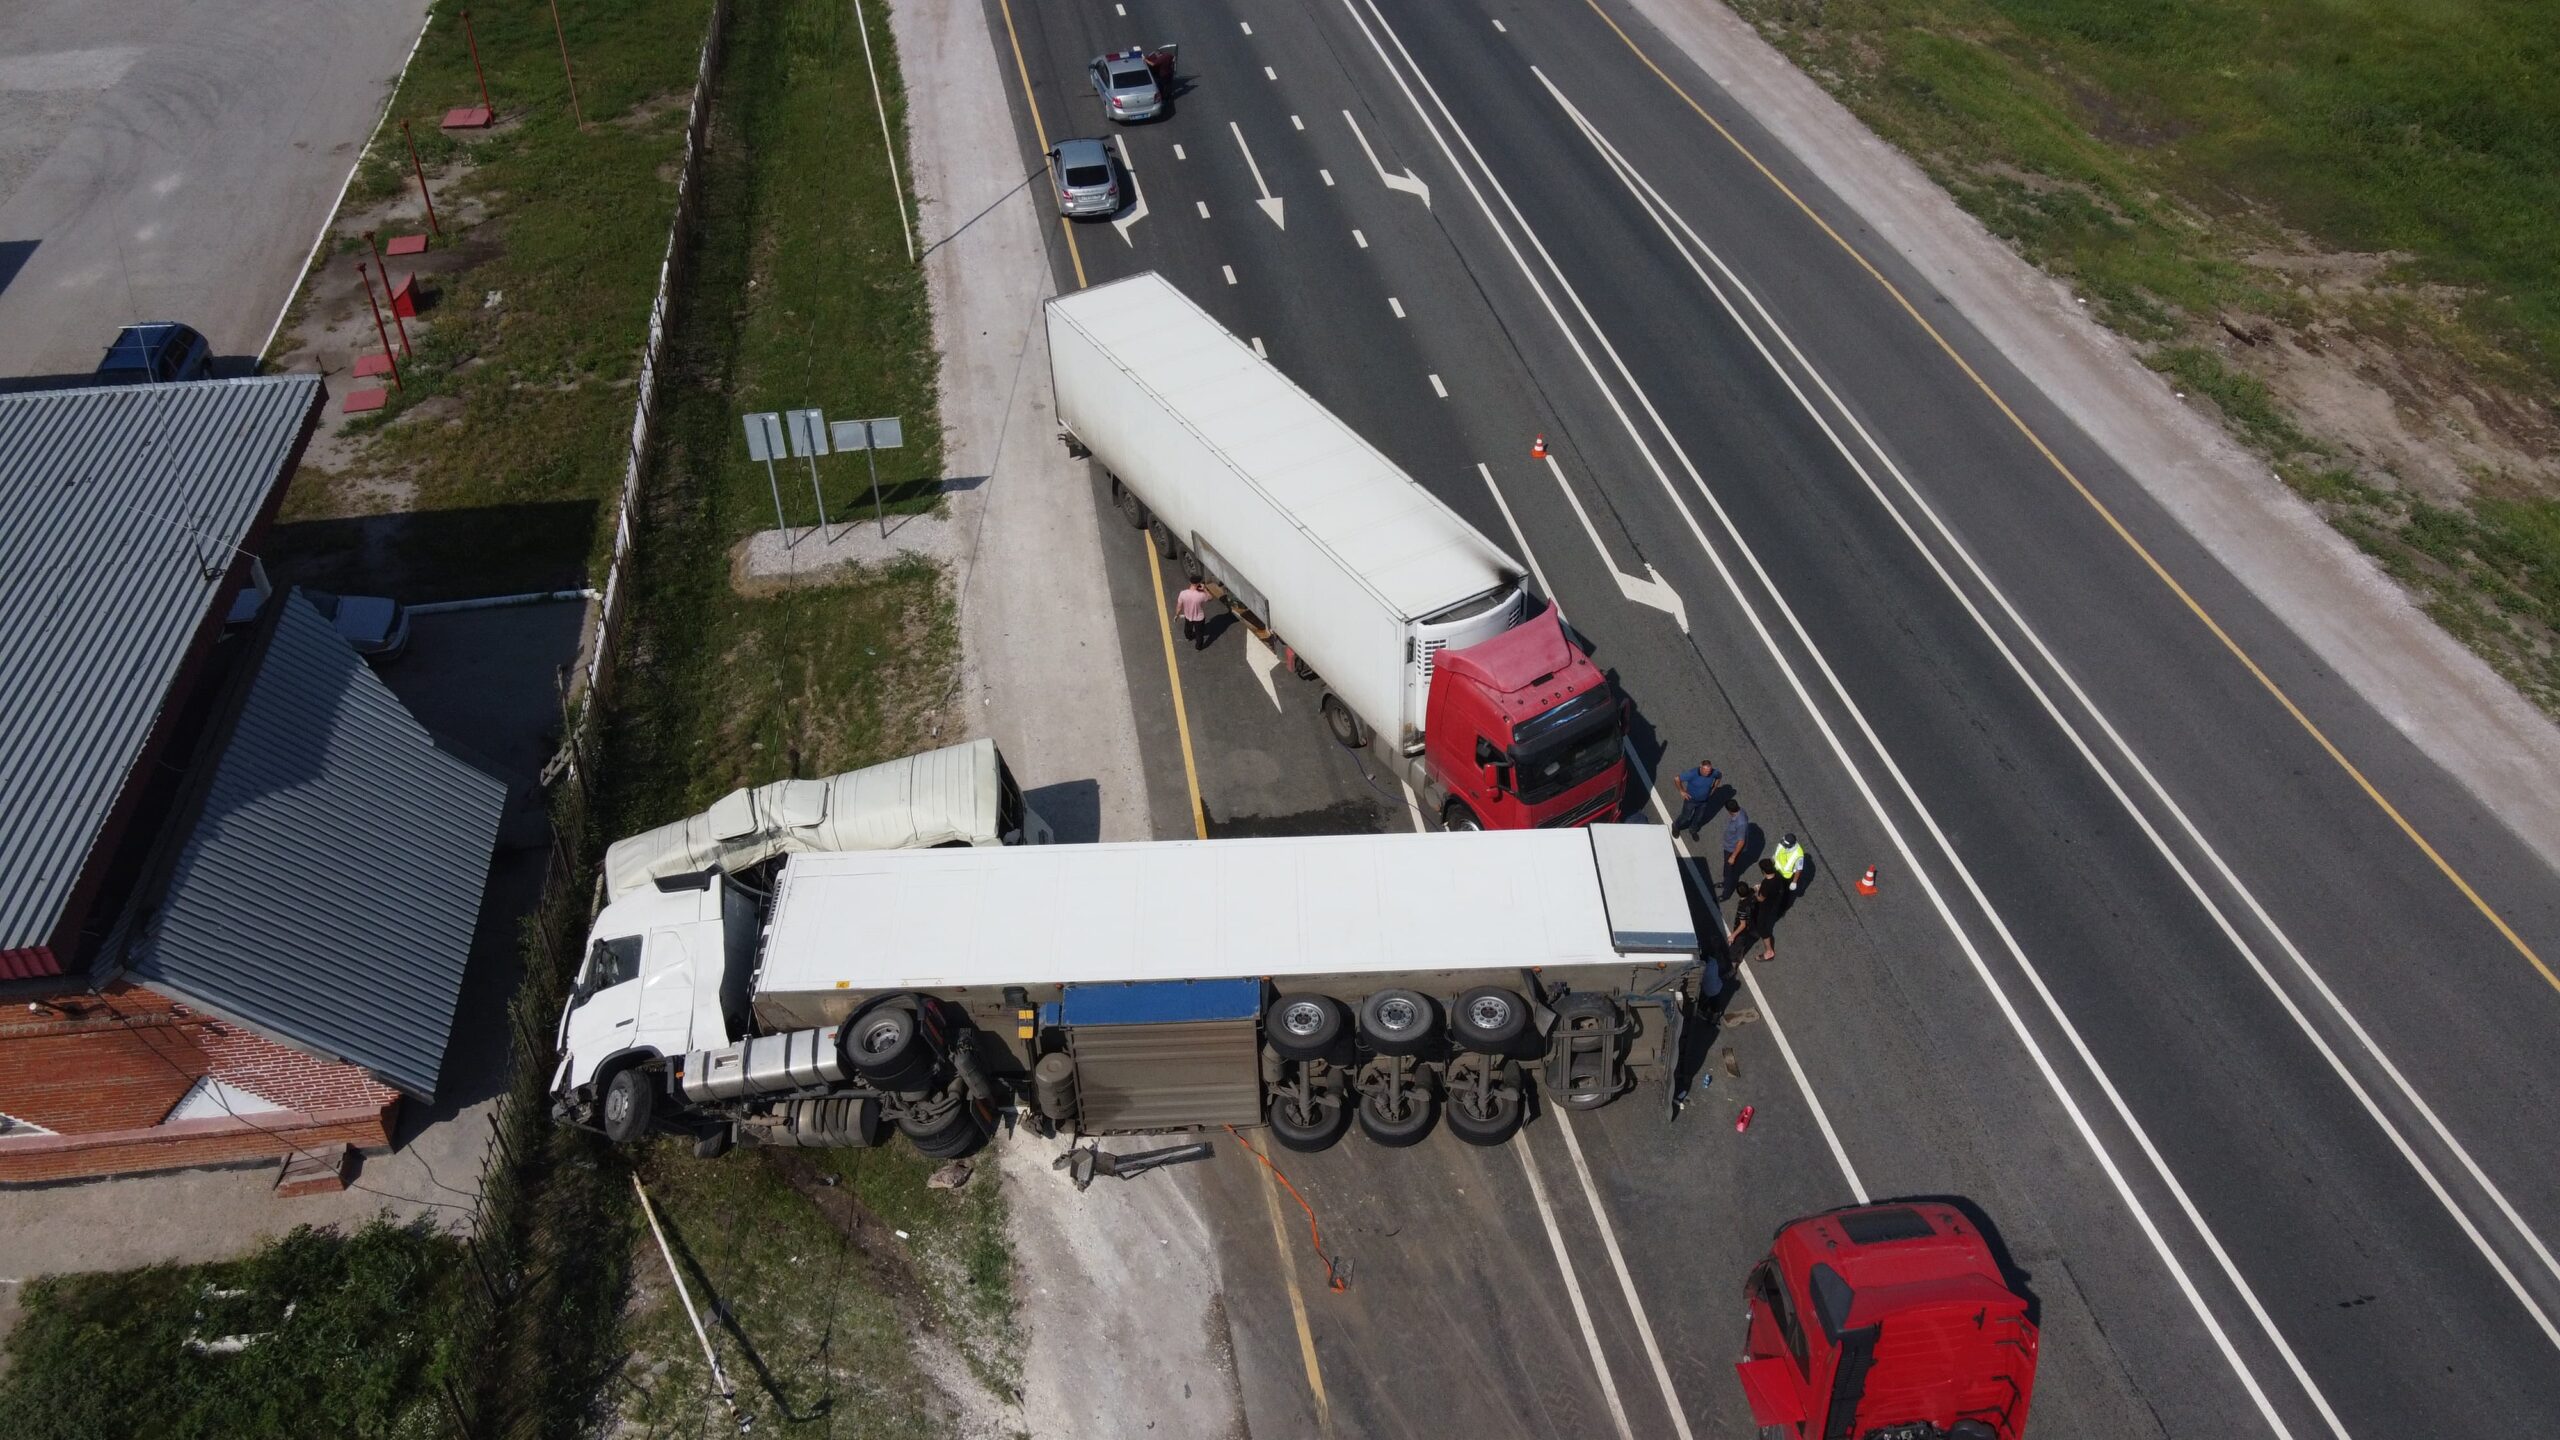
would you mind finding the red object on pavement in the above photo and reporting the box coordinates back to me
[341,388,390,414]
[384,234,429,257]
[353,353,396,379]
[1530,433,1548,460]
[390,272,420,319]
[1735,1104,1755,1133]
[356,262,401,391]
[1857,865,1879,896]
[441,105,495,130]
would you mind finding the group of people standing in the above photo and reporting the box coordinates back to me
[1670,759,1803,965]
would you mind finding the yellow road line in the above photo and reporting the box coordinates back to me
[994,0,1322,1414]
[1583,0,2556,996]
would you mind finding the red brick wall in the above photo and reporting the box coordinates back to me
[0,1108,394,1185]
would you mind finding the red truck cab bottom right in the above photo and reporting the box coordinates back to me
[1737,1202,2039,1440]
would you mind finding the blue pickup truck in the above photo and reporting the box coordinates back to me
[96,322,213,384]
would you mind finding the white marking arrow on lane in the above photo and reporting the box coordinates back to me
[1342,109,1430,207]
[1542,453,1688,632]
[1111,134,1148,246]
[1244,630,1283,712]
[1228,121,1286,228]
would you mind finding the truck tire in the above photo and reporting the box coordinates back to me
[1444,1086,1524,1147]
[1358,1083,1438,1147]
[1440,802,1482,832]
[1148,518,1179,559]
[1110,476,1149,529]
[1451,986,1528,1052]
[1320,693,1367,749]
[898,1103,986,1159]
[1358,988,1440,1056]
[1266,994,1348,1063]
[1267,1084,1351,1153]
[844,1005,935,1090]
[601,1066,655,1145]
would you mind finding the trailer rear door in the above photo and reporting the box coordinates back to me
[1588,824,1697,953]
[1061,979,1263,1131]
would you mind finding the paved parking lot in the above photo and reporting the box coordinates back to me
[0,0,428,381]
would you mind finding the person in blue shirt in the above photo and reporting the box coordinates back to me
[1671,758,1721,841]
[1719,798,1753,899]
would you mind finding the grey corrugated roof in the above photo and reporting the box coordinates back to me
[0,376,324,953]
[129,591,506,1098]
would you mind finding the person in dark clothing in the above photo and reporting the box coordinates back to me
[1729,860,1786,963]
[1671,759,1721,841]
[1718,797,1752,900]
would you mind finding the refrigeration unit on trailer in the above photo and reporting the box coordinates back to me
[552,826,1700,1157]
[1047,271,1630,830]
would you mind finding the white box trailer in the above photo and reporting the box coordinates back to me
[554,827,1703,1156]
[1048,273,1629,830]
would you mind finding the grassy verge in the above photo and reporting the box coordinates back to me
[571,0,1016,1432]
[0,1220,466,1439]
[1724,0,2560,713]
[266,0,714,600]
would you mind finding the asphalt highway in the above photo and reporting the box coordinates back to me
[986,0,2560,1434]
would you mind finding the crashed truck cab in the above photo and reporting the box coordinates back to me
[1737,1203,2039,1440]
[553,871,756,1132]
[1423,606,1626,831]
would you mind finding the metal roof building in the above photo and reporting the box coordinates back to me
[0,376,322,978]
[122,591,508,1099]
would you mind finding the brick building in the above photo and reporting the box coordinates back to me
[0,377,506,1185]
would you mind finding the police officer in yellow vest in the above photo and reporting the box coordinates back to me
[1771,832,1806,893]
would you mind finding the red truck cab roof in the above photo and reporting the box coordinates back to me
[1431,608,1600,726]
[1739,1203,2038,1440]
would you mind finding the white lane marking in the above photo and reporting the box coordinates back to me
[1541,452,1688,632]
[1223,264,1237,285]
[1240,21,1253,33]
[1398,779,1429,833]
[1341,3,2311,1432]
[1553,1110,1698,1440]
[1320,168,1335,186]
[1197,200,1211,219]
[1264,65,1277,80]
[1478,464,1554,601]
[1244,631,1283,712]
[1540,71,2560,1346]
[1228,121,1287,228]
[1352,228,1368,248]
[1115,2,1125,13]
[1388,296,1405,318]
[1493,17,1507,31]
[1174,143,1186,160]
[1250,336,1265,357]
[1291,114,1305,130]
[1429,373,1447,398]
[1514,1131,1637,1440]
[1340,108,1431,206]
[1111,133,1148,246]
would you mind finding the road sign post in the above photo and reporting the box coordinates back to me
[786,408,831,534]
[830,416,904,537]
[742,411,791,543]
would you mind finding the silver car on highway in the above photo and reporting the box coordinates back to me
[1048,138,1120,219]
[1088,51,1164,122]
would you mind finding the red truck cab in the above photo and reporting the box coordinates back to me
[1737,1203,2038,1440]
[1425,609,1627,830]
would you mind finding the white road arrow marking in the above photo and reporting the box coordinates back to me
[1244,630,1283,712]
[1229,122,1286,229]
[1342,109,1430,207]
[1542,454,1688,632]
[1111,134,1148,246]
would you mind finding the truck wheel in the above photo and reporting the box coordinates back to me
[844,1005,935,1090]
[1266,994,1347,1062]
[1320,694,1367,749]
[1358,1084,1438,1147]
[899,1104,986,1159]
[1110,476,1149,529]
[1441,802,1482,833]
[1268,1085,1351,1152]
[601,1066,655,1145]
[1452,986,1528,1052]
[1148,519,1179,559]
[1444,1083,1524,1147]
[1359,988,1441,1056]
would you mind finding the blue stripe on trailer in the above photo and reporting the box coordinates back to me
[1060,978,1263,1026]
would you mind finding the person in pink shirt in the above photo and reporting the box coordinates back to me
[1175,578,1214,650]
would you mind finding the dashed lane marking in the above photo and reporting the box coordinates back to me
[1223,263,1238,284]
[1198,200,1211,218]
[1515,1130,1637,1440]
[1353,228,1368,248]
[1388,296,1404,318]
[1320,168,1335,185]
[1430,373,1447,398]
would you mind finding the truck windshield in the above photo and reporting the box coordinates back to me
[577,934,642,1001]
[1508,689,1619,804]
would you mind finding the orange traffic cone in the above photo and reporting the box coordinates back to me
[1530,433,1548,460]
[1856,865,1879,896]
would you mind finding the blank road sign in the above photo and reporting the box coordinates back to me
[864,416,903,450]
[786,408,830,458]
[828,419,870,451]
[743,411,785,461]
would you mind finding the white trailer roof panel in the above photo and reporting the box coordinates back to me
[1050,274,1518,622]
[757,828,1695,994]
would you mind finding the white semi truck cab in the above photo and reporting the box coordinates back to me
[553,827,1703,1158]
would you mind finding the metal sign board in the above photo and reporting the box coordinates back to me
[863,416,904,450]
[786,407,830,458]
[829,419,870,452]
[742,411,785,461]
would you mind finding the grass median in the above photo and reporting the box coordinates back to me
[1725,0,2560,712]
